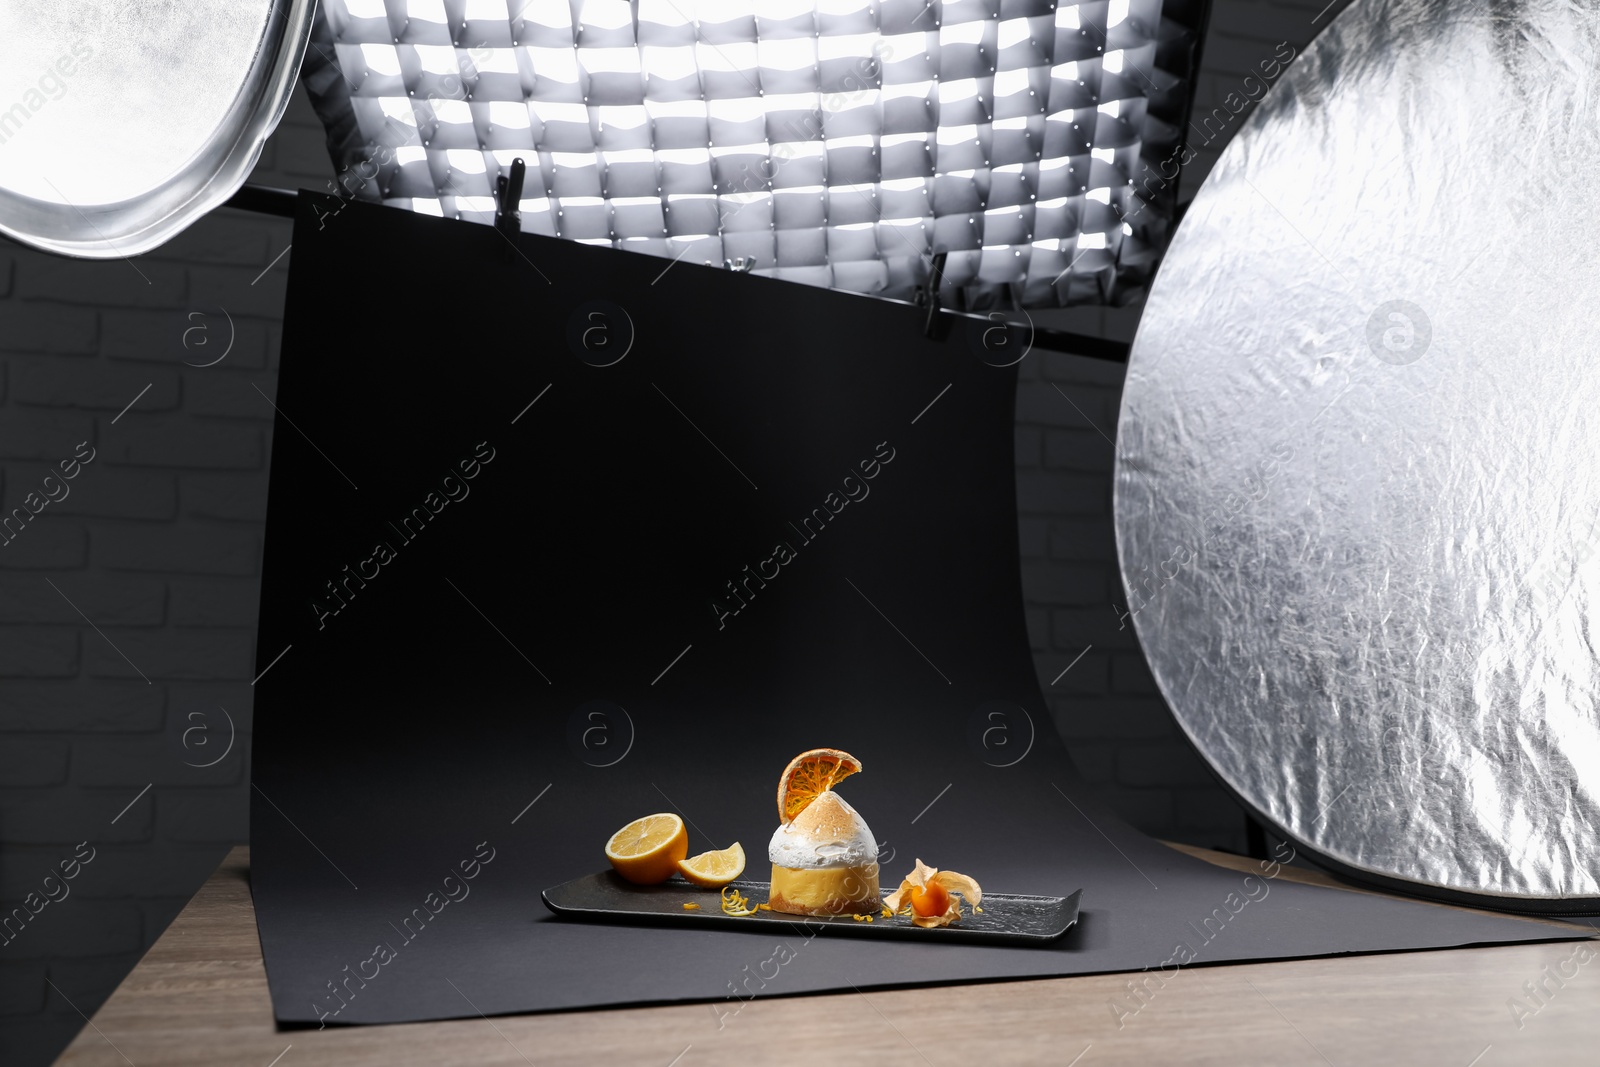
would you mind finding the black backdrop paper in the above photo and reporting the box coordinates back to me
[250,195,1575,1026]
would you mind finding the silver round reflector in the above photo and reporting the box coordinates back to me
[1116,0,1600,910]
[0,0,313,257]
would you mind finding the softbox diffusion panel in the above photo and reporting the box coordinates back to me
[250,195,1579,1027]
[299,0,1211,308]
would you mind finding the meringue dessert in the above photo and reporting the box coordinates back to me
[767,749,880,916]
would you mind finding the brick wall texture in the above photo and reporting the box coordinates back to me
[0,3,1340,1061]
[0,89,323,1066]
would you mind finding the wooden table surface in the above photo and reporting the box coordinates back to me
[55,845,1599,1066]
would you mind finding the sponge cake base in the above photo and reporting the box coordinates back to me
[768,863,880,916]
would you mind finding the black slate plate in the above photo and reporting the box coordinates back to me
[543,872,1082,945]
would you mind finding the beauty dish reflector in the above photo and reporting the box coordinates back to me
[301,0,1204,307]
[0,0,314,258]
[1116,0,1600,910]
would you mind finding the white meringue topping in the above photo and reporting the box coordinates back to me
[768,790,878,869]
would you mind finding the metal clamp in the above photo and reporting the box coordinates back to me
[494,157,527,261]
[917,250,950,338]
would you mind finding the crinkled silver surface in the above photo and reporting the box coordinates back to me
[1115,0,1600,904]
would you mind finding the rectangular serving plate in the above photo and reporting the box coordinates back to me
[543,872,1081,945]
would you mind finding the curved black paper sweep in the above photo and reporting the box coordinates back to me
[248,195,1583,1027]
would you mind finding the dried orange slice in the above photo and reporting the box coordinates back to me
[677,842,745,888]
[604,813,688,885]
[777,748,862,824]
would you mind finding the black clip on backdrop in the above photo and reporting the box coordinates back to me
[494,157,526,263]
[920,250,950,340]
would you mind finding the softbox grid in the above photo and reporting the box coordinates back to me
[301,0,1202,307]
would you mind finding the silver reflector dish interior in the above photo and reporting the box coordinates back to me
[0,0,313,258]
[1116,0,1600,910]
[301,0,1205,307]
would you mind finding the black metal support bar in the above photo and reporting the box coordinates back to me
[910,296,1132,363]
[1028,326,1132,364]
[218,182,1134,362]
[222,183,297,218]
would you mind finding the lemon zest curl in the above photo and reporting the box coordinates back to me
[721,887,760,916]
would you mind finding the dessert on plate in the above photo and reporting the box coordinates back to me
[767,748,880,916]
[599,749,987,931]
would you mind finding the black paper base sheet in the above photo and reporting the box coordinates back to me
[249,195,1582,1027]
